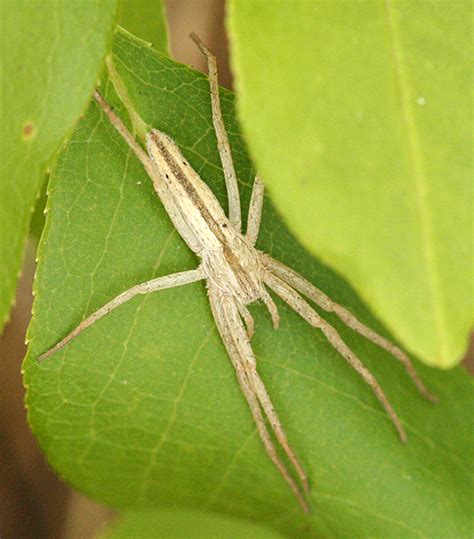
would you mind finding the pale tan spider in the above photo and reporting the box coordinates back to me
[38,34,435,512]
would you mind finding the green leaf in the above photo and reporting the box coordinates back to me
[118,0,169,54]
[103,508,284,539]
[0,0,118,330]
[25,29,473,538]
[227,1,473,368]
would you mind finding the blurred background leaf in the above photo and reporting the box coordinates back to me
[228,0,473,369]
[24,29,473,538]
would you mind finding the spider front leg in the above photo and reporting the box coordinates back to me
[191,33,242,233]
[264,272,409,443]
[38,269,203,361]
[93,90,203,255]
[208,288,310,513]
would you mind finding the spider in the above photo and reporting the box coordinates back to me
[38,33,435,512]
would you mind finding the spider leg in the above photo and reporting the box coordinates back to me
[261,287,280,329]
[246,175,265,245]
[262,254,436,402]
[208,288,309,511]
[38,268,203,362]
[94,90,202,254]
[224,296,309,493]
[264,271,408,444]
[237,302,255,339]
[190,33,241,233]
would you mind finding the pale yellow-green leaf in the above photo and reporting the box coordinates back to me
[228,0,473,368]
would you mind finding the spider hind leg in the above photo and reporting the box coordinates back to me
[208,288,310,512]
[264,270,409,444]
[262,254,436,403]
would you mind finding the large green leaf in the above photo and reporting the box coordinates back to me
[227,1,473,369]
[103,508,284,539]
[25,30,473,538]
[0,0,118,331]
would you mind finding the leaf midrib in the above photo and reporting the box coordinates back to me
[383,0,448,362]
